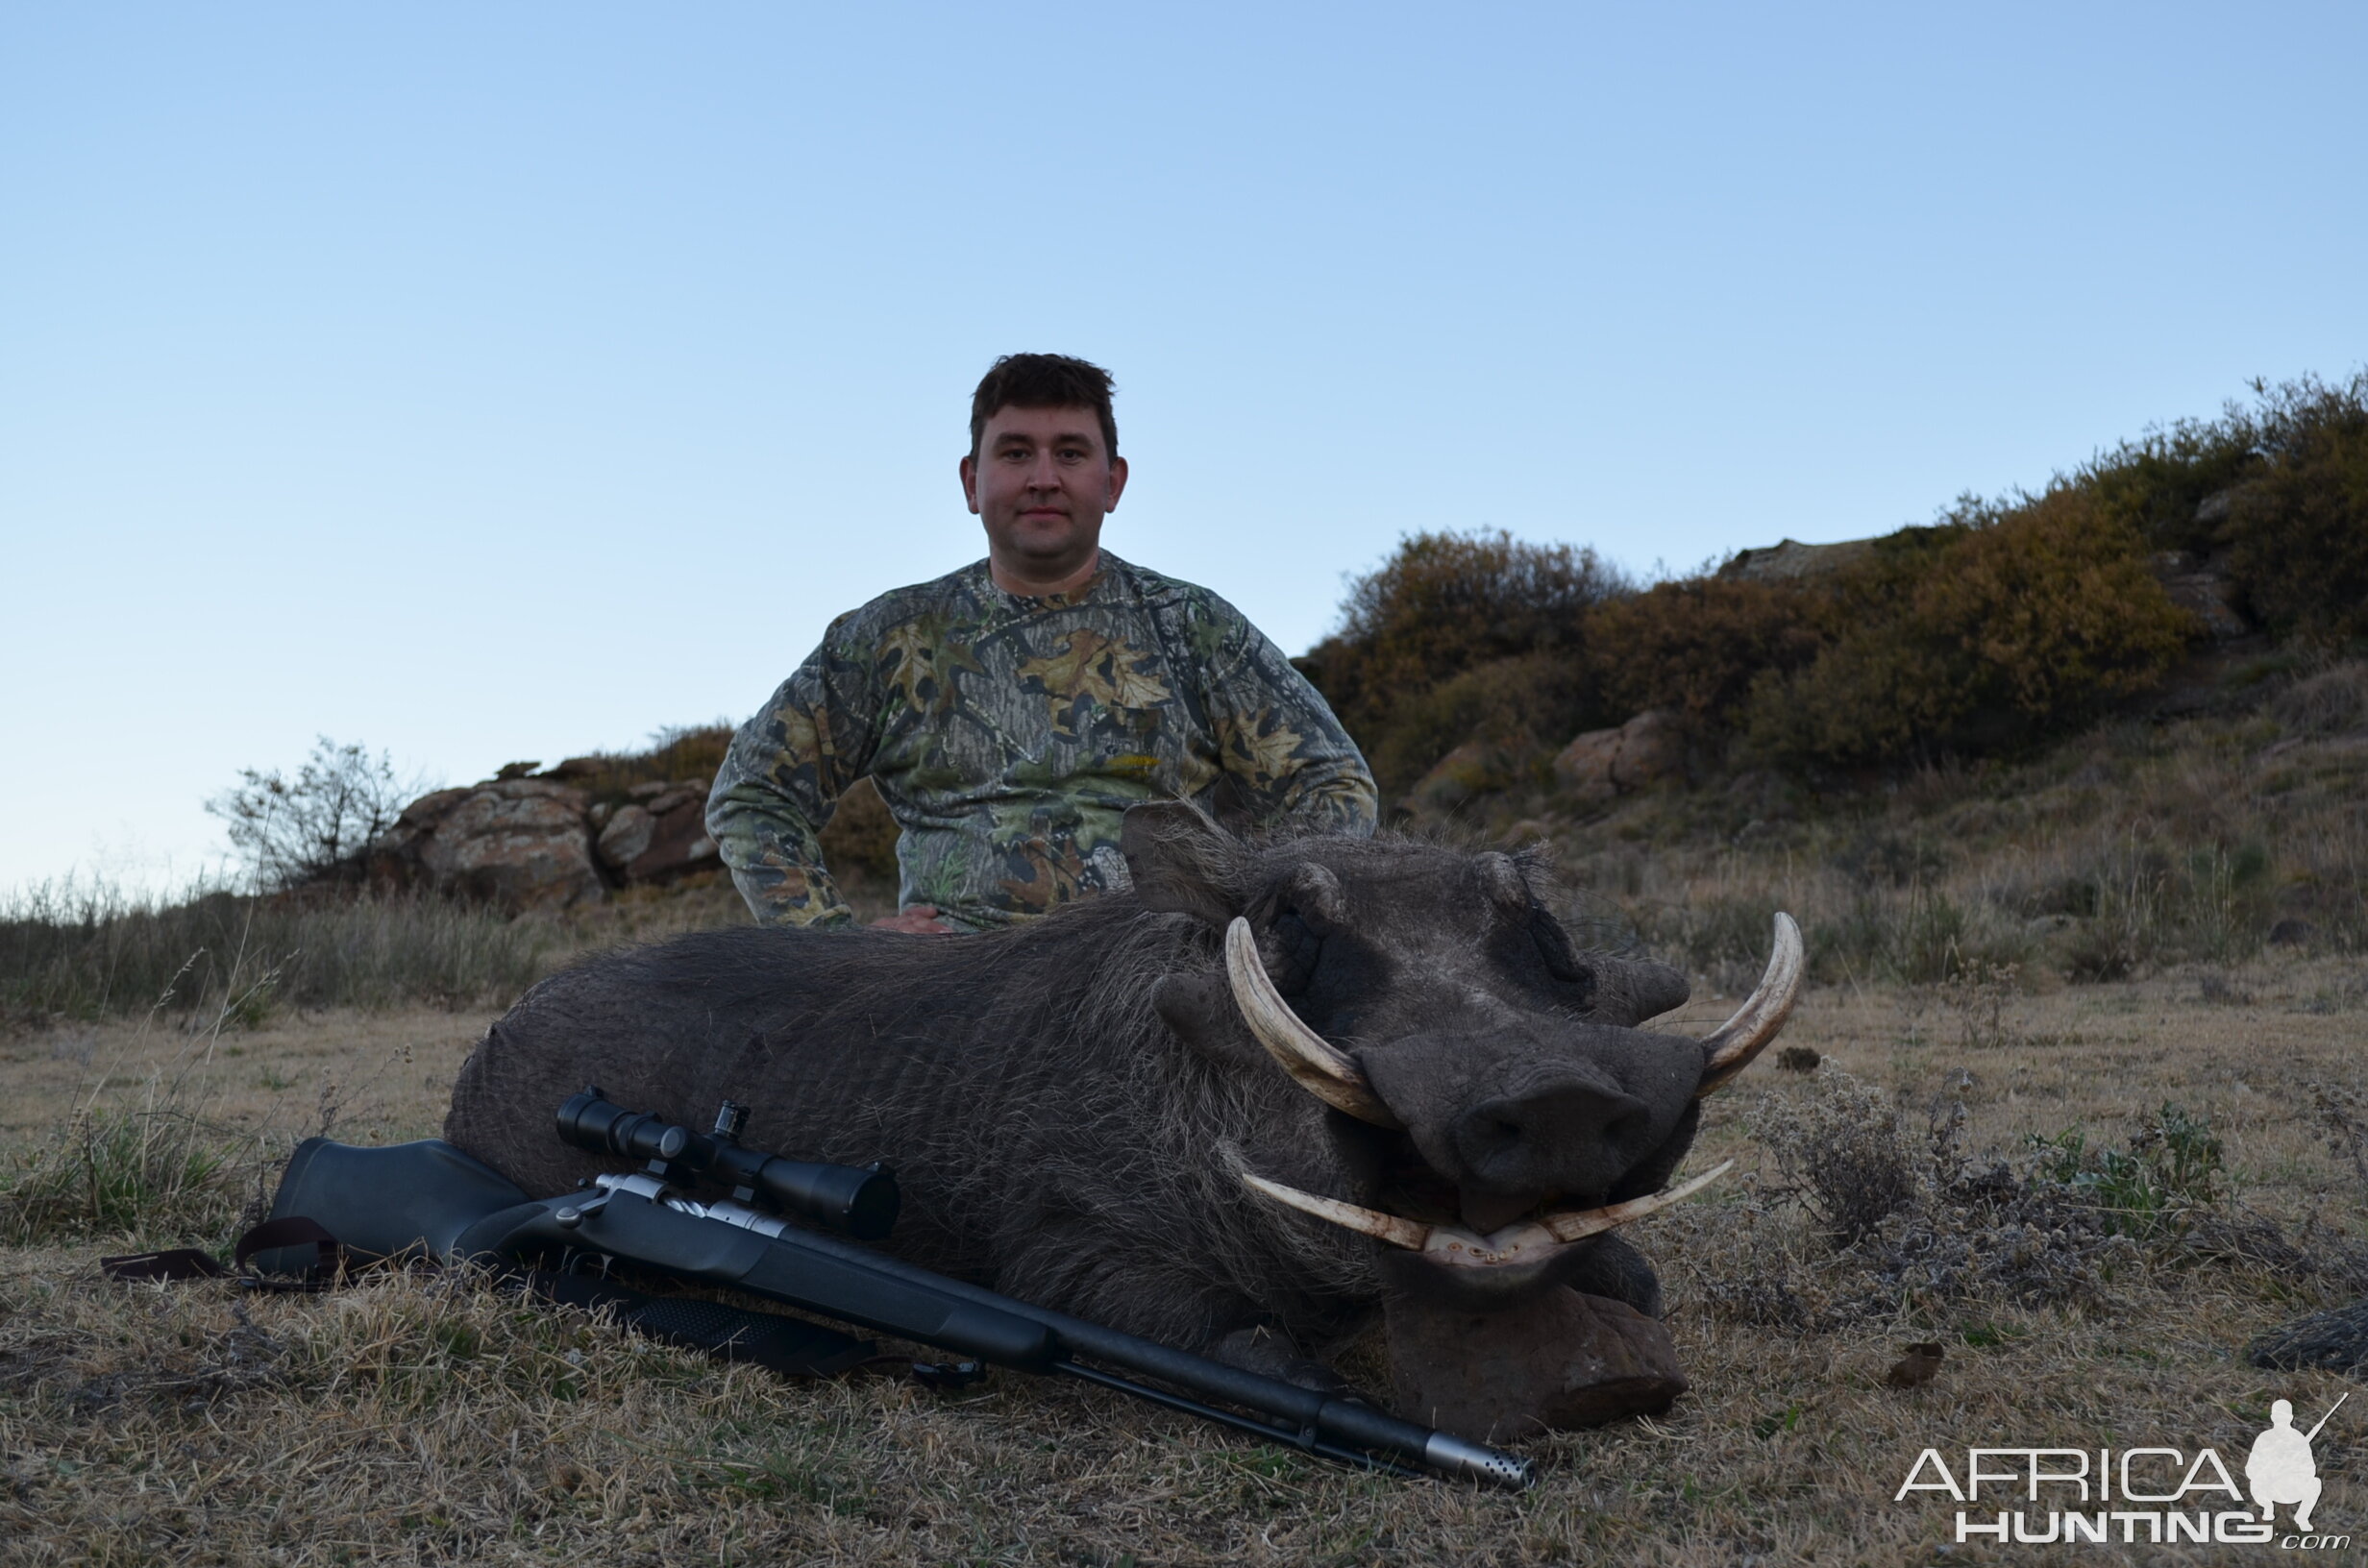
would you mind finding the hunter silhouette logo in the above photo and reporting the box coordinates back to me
[2249,1394,2345,1534]
[1895,1393,2351,1549]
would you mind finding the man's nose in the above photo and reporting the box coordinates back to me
[1024,453,1063,489]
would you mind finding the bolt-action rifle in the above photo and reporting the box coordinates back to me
[255,1090,1532,1489]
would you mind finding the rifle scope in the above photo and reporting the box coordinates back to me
[556,1090,900,1240]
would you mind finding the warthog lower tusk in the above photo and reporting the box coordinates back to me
[1224,917,1404,1129]
[1539,1161,1734,1240]
[1693,913,1804,1098]
[1240,1172,1431,1250]
[1241,1161,1735,1269]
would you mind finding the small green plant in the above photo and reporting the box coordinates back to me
[0,1098,259,1247]
[2028,1103,2225,1238]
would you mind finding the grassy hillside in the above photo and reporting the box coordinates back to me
[1301,371,2367,796]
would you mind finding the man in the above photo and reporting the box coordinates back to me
[706,353,1377,932]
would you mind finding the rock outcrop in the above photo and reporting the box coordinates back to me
[2149,549,2250,641]
[378,779,606,912]
[591,782,720,884]
[1552,709,1686,802]
[376,771,719,912]
[1718,536,1876,584]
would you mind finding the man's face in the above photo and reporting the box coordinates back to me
[960,404,1128,588]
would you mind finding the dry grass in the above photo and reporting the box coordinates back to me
[1521,662,2368,996]
[4,950,2365,1563]
[0,883,556,1027]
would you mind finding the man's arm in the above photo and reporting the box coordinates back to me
[1201,612,1379,835]
[705,635,878,926]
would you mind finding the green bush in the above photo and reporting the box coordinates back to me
[2067,371,2367,642]
[1299,529,1628,753]
[1361,651,1605,797]
[1587,576,1828,724]
[1744,492,2193,768]
[2224,373,2368,644]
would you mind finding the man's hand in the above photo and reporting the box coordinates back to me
[870,904,953,935]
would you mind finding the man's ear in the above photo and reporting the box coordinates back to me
[959,453,980,514]
[1121,800,1240,928]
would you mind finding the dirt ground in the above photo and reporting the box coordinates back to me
[3,954,2364,1565]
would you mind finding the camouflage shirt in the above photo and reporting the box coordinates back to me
[707,552,1378,929]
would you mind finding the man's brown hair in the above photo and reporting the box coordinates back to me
[969,353,1119,460]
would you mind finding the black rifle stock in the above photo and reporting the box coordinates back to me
[261,1105,1533,1489]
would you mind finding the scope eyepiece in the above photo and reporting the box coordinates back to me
[557,1089,690,1164]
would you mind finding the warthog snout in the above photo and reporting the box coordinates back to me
[1450,1077,1654,1199]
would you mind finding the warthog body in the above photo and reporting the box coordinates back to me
[446,805,1786,1374]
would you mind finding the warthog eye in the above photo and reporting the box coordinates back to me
[1530,915,1596,1003]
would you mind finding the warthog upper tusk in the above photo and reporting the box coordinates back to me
[1241,1161,1734,1268]
[1694,913,1804,1098]
[1224,917,1404,1129]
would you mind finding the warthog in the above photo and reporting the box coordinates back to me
[444,802,1798,1384]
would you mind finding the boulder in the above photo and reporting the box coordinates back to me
[1387,1286,1688,1438]
[1719,536,1876,584]
[2149,551,2250,641]
[1406,738,1519,813]
[644,785,701,817]
[618,791,721,883]
[595,803,656,870]
[392,779,604,912]
[1553,709,1686,802]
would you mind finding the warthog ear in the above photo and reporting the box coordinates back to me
[1122,800,1242,928]
[1596,958,1691,1026]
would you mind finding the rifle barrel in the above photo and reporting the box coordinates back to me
[465,1181,1531,1487]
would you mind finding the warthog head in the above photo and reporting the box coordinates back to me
[1122,803,1799,1311]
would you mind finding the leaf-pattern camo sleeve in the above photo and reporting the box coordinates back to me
[705,625,882,926]
[1201,607,1380,837]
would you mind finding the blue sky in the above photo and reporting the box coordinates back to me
[4,3,2362,894]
